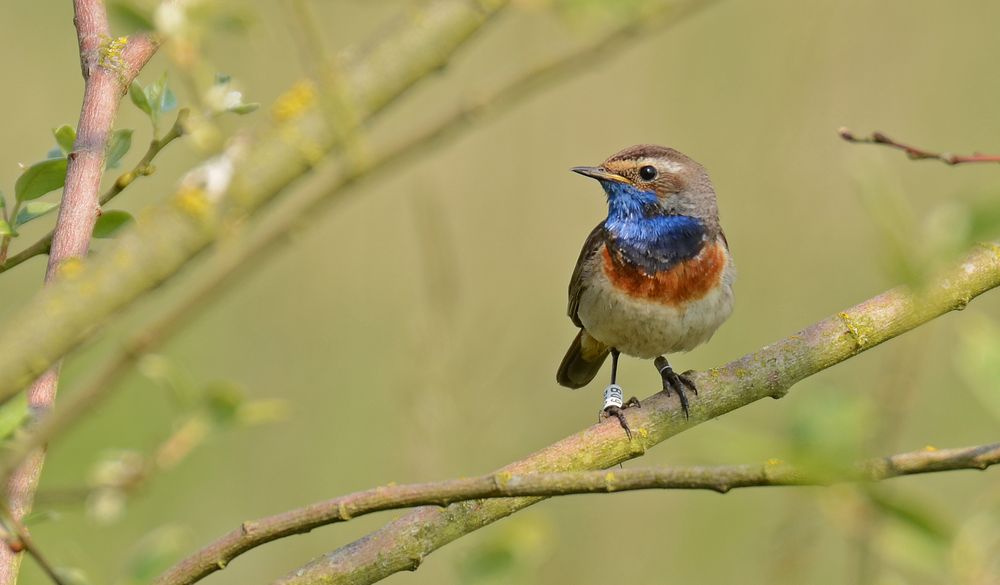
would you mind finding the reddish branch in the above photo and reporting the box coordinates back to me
[155,443,1000,585]
[839,127,1000,165]
[0,2,158,583]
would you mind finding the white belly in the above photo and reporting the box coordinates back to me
[577,264,734,359]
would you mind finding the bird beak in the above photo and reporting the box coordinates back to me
[570,166,631,185]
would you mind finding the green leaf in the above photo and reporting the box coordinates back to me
[460,545,516,581]
[201,381,245,425]
[14,158,67,201]
[864,487,952,543]
[135,73,177,130]
[130,81,152,116]
[966,198,1000,243]
[53,125,76,153]
[0,218,12,237]
[22,509,61,527]
[144,74,168,116]
[106,129,133,169]
[52,567,91,585]
[228,102,260,115]
[456,517,550,581]
[161,87,177,113]
[15,201,59,227]
[955,318,1000,422]
[92,210,134,238]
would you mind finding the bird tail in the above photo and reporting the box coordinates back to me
[556,330,609,389]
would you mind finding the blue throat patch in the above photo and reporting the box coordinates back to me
[601,181,706,274]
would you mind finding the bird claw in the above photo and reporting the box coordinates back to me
[654,357,697,418]
[600,396,641,439]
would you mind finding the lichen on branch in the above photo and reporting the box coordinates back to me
[272,243,1000,585]
[155,441,999,585]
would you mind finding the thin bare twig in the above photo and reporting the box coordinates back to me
[0,109,189,274]
[155,442,999,585]
[0,0,722,490]
[839,127,1000,165]
[0,1,158,583]
[0,506,68,585]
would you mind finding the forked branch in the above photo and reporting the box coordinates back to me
[156,442,999,585]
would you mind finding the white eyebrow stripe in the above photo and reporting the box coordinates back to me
[636,157,684,174]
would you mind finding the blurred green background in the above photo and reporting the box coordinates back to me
[1,0,999,583]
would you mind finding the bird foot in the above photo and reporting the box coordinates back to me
[599,385,641,439]
[654,357,697,418]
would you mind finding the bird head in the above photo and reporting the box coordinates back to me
[571,144,719,228]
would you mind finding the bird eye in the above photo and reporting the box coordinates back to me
[639,165,658,181]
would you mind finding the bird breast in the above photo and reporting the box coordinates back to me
[577,239,734,358]
[602,240,727,305]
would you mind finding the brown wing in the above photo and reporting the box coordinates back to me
[567,223,606,328]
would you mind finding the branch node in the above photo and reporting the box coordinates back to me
[336,501,352,520]
[98,35,131,87]
[406,553,424,572]
[491,471,512,495]
[838,312,870,349]
[768,374,790,399]
[603,471,618,492]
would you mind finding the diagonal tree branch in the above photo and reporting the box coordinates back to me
[0,2,159,583]
[155,442,999,585]
[0,0,724,491]
[0,0,510,411]
[839,127,1000,165]
[271,243,1000,585]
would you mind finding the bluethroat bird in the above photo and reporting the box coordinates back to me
[556,145,735,437]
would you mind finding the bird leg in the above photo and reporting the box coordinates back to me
[600,348,641,439]
[654,356,697,418]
